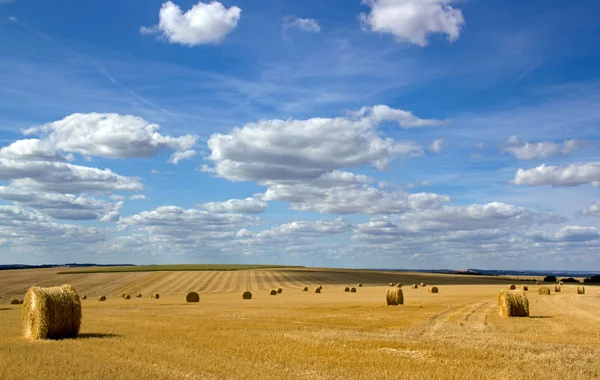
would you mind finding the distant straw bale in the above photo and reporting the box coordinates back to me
[123,294,130,300]
[319,286,323,290]
[315,287,321,294]
[19,300,23,304]
[554,286,561,292]
[277,288,283,294]
[538,287,550,295]
[98,296,106,301]
[429,286,439,293]
[386,288,404,306]
[242,291,252,299]
[136,293,142,298]
[536,282,541,285]
[559,281,564,285]
[497,290,529,317]
[81,295,87,300]
[10,299,20,305]
[412,284,418,289]
[358,284,363,287]
[22,284,81,340]
[350,287,357,293]
[151,293,160,299]
[389,283,394,287]
[270,290,277,296]
[509,284,516,290]
[397,283,403,288]
[344,287,350,292]
[420,283,426,287]
[577,286,585,295]
[521,285,528,291]
[302,287,308,292]
[185,292,200,302]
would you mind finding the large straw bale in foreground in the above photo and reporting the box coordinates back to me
[538,287,551,295]
[577,286,585,295]
[497,290,529,317]
[185,292,200,302]
[386,287,404,306]
[22,284,81,340]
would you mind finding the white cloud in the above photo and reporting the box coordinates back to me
[141,1,241,46]
[205,105,441,182]
[429,138,444,153]
[352,105,444,128]
[528,226,600,243]
[0,159,142,193]
[581,201,600,216]
[262,171,449,215]
[0,0,15,4]
[200,197,267,213]
[475,142,485,149]
[503,136,587,160]
[110,195,125,201]
[513,163,600,187]
[359,0,465,46]
[243,218,353,241]
[283,16,321,33]
[129,194,147,201]
[0,139,70,162]
[0,186,121,221]
[24,113,198,164]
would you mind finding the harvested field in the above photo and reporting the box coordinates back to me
[0,267,599,379]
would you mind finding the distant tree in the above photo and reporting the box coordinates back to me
[584,275,600,283]
[560,277,580,283]
[543,275,557,282]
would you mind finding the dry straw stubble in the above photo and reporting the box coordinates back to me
[22,284,82,340]
[186,292,200,302]
[498,290,529,317]
[386,288,404,306]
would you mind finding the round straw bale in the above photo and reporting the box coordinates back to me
[497,290,529,317]
[123,294,130,300]
[350,287,357,293]
[554,286,561,292]
[412,284,418,289]
[185,292,200,302]
[538,287,550,295]
[315,287,321,293]
[270,289,277,296]
[98,296,106,301]
[386,288,404,306]
[521,285,528,291]
[11,299,20,305]
[81,295,87,300]
[277,288,283,294]
[319,285,323,290]
[577,286,585,295]
[420,283,426,287]
[559,281,564,285]
[242,291,252,299]
[151,293,160,299]
[302,287,308,292]
[22,284,81,340]
[389,283,394,287]
[536,282,541,285]
[19,300,24,304]
[358,283,363,287]
[344,287,350,292]
[509,284,516,290]
[121,294,126,298]
[136,293,142,298]
[397,283,403,288]
[429,286,439,293]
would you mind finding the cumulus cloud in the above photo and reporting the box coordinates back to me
[528,226,600,243]
[503,136,587,160]
[205,105,441,182]
[0,187,122,221]
[0,159,142,194]
[359,0,465,46]
[581,201,600,216]
[0,139,70,162]
[242,219,353,242]
[429,138,444,153]
[24,113,198,164]
[200,197,267,214]
[513,163,600,187]
[141,1,241,46]
[283,16,321,33]
[262,171,449,215]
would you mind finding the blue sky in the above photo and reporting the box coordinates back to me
[1,0,600,270]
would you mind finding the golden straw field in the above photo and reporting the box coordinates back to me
[1,267,599,379]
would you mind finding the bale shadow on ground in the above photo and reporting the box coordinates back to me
[77,333,122,339]
[529,316,553,319]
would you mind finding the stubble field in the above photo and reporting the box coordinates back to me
[0,267,598,380]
